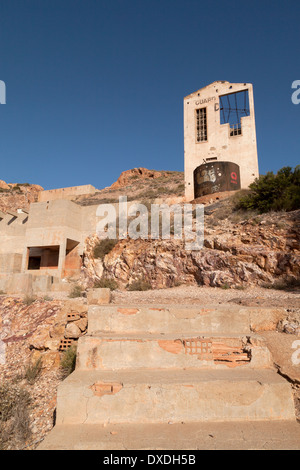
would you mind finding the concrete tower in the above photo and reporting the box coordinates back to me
[184,81,259,201]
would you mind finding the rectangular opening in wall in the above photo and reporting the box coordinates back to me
[219,89,249,136]
[195,107,207,142]
[28,256,41,270]
[27,246,60,270]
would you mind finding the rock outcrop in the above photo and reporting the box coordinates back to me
[0,181,43,213]
[110,167,163,189]
[82,209,300,289]
[0,296,88,449]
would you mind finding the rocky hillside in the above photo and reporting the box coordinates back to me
[0,296,88,450]
[110,167,165,189]
[74,168,185,206]
[81,196,300,290]
[0,181,43,213]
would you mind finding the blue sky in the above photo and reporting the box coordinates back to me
[0,0,299,190]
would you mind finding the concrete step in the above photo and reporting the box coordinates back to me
[87,304,253,336]
[38,420,300,450]
[54,369,295,425]
[76,334,272,371]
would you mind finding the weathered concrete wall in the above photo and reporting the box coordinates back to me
[0,211,29,274]
[0,253,23,273]
[0,212,28,252]
[38,185,96,202]
[22,200,84,277]
[184,81,259,201]
[0,272,72,295]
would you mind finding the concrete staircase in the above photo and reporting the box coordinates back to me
[39,304,300,450]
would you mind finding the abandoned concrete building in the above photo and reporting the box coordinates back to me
[0,185,99,293]
[184,81,259,201]
[0,80,260,292]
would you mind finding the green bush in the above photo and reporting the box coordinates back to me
[93,238,118,260]
[235,166,300,213]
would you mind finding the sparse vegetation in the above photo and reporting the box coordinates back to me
[60,345,77,379]
[23,294,37,306]
[172,279,183,287]
[127,280,152,291]
[11,185,22,192]
[68,284,84,298]
[93,238,118,259]
[94,278,118,290]
[221,283,231,290]
[42,294,53,301]
[0,381,31,450]
[262,277,300,291]
[24,357,42,385]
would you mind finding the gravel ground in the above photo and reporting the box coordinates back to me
[111,285,300,309]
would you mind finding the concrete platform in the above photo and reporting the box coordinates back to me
[38,421,300,450]
[88,304,252,336]
[54,369,295,425]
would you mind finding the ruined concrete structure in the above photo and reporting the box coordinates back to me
[0,81,260,290]
[0,185,99,292]
[184,81,259,201]
[39,303,300,450]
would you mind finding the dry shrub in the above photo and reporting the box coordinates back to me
[0,381,31,450]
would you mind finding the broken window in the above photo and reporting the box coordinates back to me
[219,90,249,136]
[196,107,207,142]
[27,246,59,270]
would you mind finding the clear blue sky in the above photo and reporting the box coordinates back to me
[0,0,299,190]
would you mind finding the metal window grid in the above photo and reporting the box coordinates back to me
[196,108,207,142]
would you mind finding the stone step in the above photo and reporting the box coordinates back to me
[76,334,272,371]
[38,421,300,450]
[87,304,252,336]
[54,369,295,425]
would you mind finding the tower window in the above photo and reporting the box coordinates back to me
[219,89,249,137]
[196,108,207,142]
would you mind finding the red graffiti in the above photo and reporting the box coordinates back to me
[231,171,238,184]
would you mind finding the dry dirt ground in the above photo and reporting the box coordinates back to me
[111,284,300,308]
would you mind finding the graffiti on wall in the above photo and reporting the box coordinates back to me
[194,161,241,198]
